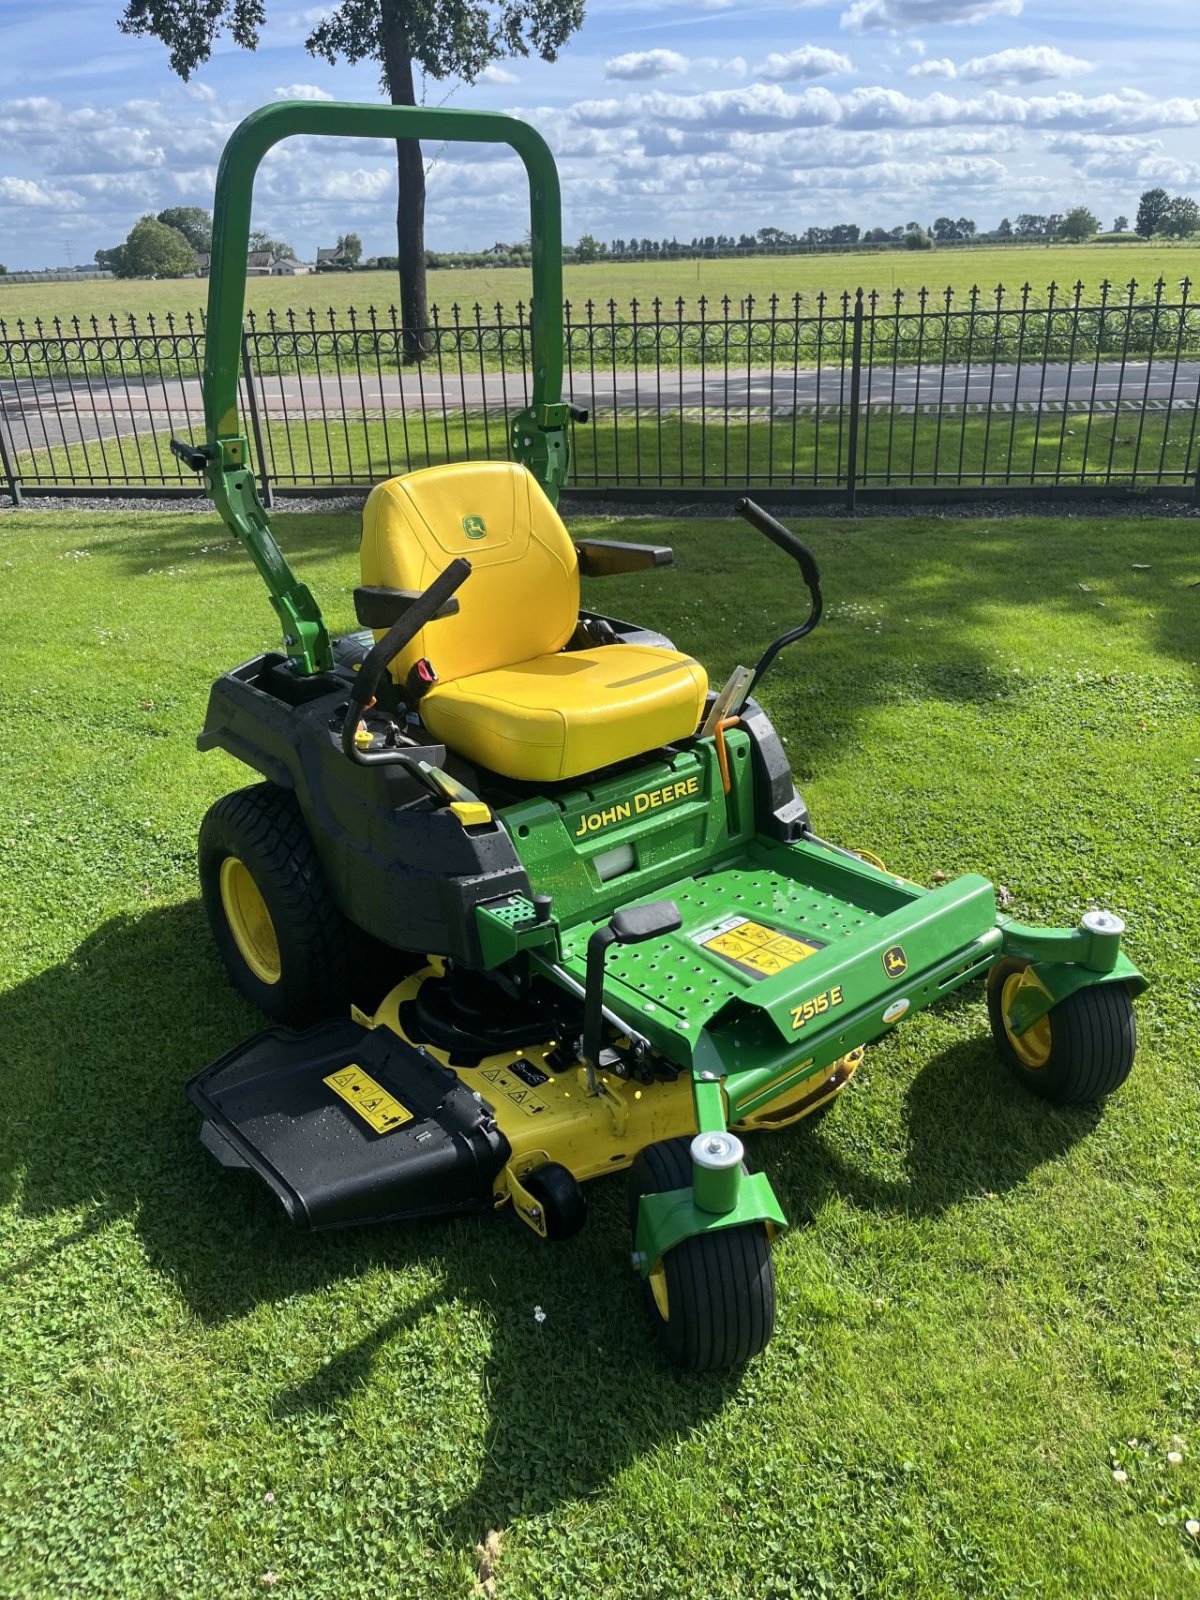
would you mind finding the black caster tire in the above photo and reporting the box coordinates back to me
[199,782,353,1026]
[987,956,1136,1107]
[628,1137,775,1372]
[523,1162,587,1241]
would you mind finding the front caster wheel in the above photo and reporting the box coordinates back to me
[522,1161,587,1241]
[986,957,1136,1107]
[628,1138,775,1372]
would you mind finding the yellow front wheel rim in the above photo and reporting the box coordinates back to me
[219,857,281,985]
[1001,972,1052,1069]
[648,1260,670,1322]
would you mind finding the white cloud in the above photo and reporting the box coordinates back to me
[306,166,393,202]
[756,47,854,82]
[605,50,690,81]
[1131,154,1200,185]
[0,175,79,208]
[479,64,518,84]
[957,47,1095,86]
[842,0,1021,33]
[273,83,334,101]
[908,57,956,78]
[573,82,1200,137]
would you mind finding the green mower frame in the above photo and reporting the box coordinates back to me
[179,102,1146,1372]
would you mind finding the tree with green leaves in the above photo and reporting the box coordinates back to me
[118,0,586,358]
[156,206,213,253]
[1162,195,1200,239]
[1060,205,1099,242]
[573,232,604,262]
[249,230,296,261]
[1113,214,1128,233]
[1135,187,1170,237]
[336,231,363,266]
[118,216,198,278]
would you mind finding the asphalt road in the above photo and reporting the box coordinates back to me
[3,359,1197,457]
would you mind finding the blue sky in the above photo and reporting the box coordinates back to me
[0,0,1198,268]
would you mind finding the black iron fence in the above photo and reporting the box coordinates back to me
[3,277,1199,505]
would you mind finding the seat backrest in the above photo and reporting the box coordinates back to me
[360,462,579,685]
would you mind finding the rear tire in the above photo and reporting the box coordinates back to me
[628,1137,775,1372]
[987,957,1136,1106]
[199,783,353,1025]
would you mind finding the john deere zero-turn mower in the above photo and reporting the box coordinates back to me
[176,102,1145,1370]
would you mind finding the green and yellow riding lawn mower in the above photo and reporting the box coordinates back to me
[177,102,1146,1371]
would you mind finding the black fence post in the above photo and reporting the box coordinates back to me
[240,327,274,507]
[0,403,21,507]
[845,288,865,511]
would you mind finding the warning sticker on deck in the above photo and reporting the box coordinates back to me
[324,1063,414,1134]
[479,1063,548,1117]
[699,917,825,981]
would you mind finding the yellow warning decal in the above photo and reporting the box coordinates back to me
[324,1063,413,1134]
[478,1063,548,1118]
[700,917,825,981]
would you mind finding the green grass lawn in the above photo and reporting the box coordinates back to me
[1,507,1198,1598]
[3,241,1199,327]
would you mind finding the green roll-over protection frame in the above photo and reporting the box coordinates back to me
[193,100,571,677]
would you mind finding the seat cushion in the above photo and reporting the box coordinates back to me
[420,645,709,783]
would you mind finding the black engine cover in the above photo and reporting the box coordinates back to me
[187,1019,510,1229]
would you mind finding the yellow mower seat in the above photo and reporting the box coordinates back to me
[360,461,707,784]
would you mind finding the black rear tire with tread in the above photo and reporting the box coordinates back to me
[987,956,1136,1107]
[199,782,354,1026]
[628,1137,775,1372]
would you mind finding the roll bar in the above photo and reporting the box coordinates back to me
[188,101,568,676]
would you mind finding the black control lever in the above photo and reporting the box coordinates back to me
[582,901,682,1091]
[733,497,823,698]
[170,437,209,474]
[340,557,471,765]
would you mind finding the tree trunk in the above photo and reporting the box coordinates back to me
[379,0,429,362]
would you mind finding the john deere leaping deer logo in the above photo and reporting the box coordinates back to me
[462,515,487,540]
[883,944,909,979]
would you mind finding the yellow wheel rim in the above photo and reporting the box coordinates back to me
[1001,971,1051,1069]
[219,857,281,985]
[648,1260,670,1322]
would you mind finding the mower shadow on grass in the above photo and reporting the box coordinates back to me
[0,900,737,1523]
[752,1026,1101,1230]
[2,899,1102,1533]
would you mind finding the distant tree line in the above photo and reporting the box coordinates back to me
[405,191,1198,272]
[78,185,1200,284]
[92,208,356,279]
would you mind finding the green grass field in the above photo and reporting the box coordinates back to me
[3,241,1200,327]
[2,507,1198,1597]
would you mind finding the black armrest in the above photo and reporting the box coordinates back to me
[354,585,461,630]
[574,541,674,578]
